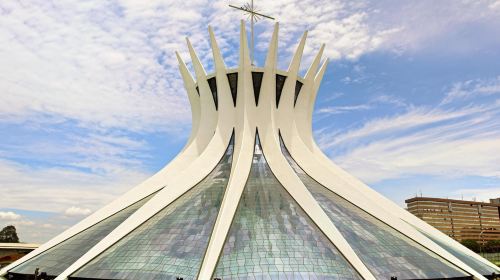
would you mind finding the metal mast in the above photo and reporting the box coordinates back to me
[229,1,274,65]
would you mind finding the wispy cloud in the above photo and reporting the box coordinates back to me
[0,118,155,239]
[0,158,149,213]
[1,0,497,130]
[317,104,372,115]
[316,94,408,117]
[0,1,194,132]
[0,154,150,241]
[318,78,500,184]
[442,76,500,104]
[453,187,500,202]
[0,0,403,134]
[372,1,500,53]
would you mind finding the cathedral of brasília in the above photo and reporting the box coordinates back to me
[2,21,499,280]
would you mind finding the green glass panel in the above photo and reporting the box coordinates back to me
[10,193,155,277]
[280,140,470,279]
[213,137,362,280]
[72,138,234,280]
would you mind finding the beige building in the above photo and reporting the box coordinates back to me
[406,197,500,244]
[0,243,38,269]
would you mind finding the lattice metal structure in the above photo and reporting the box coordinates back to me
[2,22,499,280]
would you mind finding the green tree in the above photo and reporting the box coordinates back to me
[461,239,480,252]
[484,240,500,253]
[0,225,19,243]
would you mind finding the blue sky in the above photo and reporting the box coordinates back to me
[0,0,499,243]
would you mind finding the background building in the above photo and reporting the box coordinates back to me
[406,197,500,244]
[0,244,38,269]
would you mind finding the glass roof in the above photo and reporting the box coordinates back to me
[415,227,500,275]
[71,137,234,280]
[9,133,484,280]
[9,193,156,277]
[280,139,470,279]
[213,136,362,280]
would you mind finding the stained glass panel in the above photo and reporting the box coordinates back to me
[213,137,362,280]
[280,140,470,279]
[9,193,155,277]
[71,138,233,280]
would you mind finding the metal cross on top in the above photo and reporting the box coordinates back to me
[229,0,275,65]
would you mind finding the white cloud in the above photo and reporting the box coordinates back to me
[0,215,75,243]
[317,78,500,184]
[371,1,500,53]
[317,104,372,115]
[252,0,396,65]
[64,207,92,217]
[317,105,492,151]
[0,1,197,132]
[0,211,21,221]
[453,187,500,202]
[490,0,500,10]
[1,0,497,132]
[0,0,404,132]
[442,76,500,104]
[0,158,149,213]
[335,129,500,183]
[316,94,408,117]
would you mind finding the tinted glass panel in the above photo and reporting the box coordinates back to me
[213,135,362,280]
[227,73,238,106]
[280,140,470,279]
[9,194,155,277]
[294,81,303,106]
[72,137,234,280]
[252,72,263,106]
[275,74,287,108]
[207,77,218,110]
